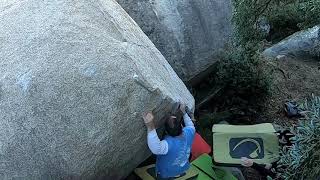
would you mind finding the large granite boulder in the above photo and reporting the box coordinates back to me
[116,0,233,83]
[0,0,194,179]
[263,25,320,59]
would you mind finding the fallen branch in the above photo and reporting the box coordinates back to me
[196,87,223,110]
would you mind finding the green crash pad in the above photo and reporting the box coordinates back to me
[134,164,198,180]
[212,123,280,166]
[134,154,236,180]
[191,154,237,180]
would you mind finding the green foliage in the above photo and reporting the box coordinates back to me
[278,95,320,180]
[266,0,320,41]
[193,45,272,127]
[287,0,320,29]
[266,2,302,41]
[228,1,319,177]
[194,45,272,108]
[233,0,320,44]
[232,0,270,46]
[214,47,272,97]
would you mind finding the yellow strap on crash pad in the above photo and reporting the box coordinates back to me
[134,164,156,180]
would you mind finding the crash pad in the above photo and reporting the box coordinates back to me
[212,123,280,166]
[191,154,237,180]
[134,154,236,180]
[191,133,211,161]
[134,164,199,180]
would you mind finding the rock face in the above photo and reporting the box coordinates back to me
[0,0,194,179]
[116,0,233,82]
[263,25,320,59]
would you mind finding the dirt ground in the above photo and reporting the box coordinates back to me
[262,56,320,127]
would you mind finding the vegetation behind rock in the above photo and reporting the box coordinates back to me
[194,0,319,160]
[233,0,320,45]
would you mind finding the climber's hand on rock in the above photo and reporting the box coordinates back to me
[142,112,155,132]
[142,112,154,124]
[179,103,186,114]
[186,106,195,119]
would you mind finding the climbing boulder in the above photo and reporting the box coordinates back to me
[0,0,194,179]
[263,25,320,59]
[116,0,233,83]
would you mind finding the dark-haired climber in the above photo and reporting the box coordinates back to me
[142,103,195,180]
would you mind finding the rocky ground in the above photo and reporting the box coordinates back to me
[242,56,320,180]
[262,56,320,127]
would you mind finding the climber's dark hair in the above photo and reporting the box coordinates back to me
[165,113,183,137]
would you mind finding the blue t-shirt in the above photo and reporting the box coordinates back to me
[156,127,195,178]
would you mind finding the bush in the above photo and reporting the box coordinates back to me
[278,95,320,180]
[195,54,272,146]
[290,0,320,29]
[214,47,272,98]
[266,0,320,41]
[193,45,272,126]
[231,2,320,178]
[232,0,320,44]
[232,0,267,46]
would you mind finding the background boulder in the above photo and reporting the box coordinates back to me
[0,0,194,179]
[116,0,233,83]
[263,25,320,59]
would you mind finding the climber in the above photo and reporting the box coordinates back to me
[142,103,195,180]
